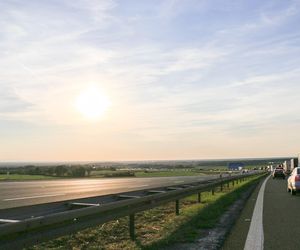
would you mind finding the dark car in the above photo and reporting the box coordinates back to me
[272,168,285,179]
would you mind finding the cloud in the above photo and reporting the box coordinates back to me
[1,0,300,160]
[0,87,33,114]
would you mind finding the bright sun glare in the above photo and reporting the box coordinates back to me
[76,86,110,120]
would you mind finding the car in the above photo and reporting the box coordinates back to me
[272,167,285,179]
[287,167,300,195]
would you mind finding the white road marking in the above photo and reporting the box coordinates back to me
[244,175,271,250]
[3,193,66,201]
[174,181,185,184]
[0,219,20,223]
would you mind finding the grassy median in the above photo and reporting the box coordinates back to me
[30,175,263,250]
[0,170,221,181]
[0,174,59,181]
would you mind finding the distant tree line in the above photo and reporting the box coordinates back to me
[0,157,287,178]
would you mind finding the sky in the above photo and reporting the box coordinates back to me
[1,0,300,161]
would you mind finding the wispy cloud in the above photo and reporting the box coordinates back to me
[1,0,300,160]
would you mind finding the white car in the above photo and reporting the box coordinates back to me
[287,167,300,195]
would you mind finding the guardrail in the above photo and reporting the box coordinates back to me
[0,172,266,249]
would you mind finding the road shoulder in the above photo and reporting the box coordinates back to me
[222,177,265,250]
[166,177,264,250]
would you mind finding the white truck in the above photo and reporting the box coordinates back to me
[283,160,291,174]
[291,158,298,172]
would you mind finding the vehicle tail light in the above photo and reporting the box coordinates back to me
[295,175,300,181]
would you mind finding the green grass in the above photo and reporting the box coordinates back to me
[135,170,206,177]
[0,169,223,181]
[90,170,135,178]
[0,174,58,181]
[30,175,264,250]
[90,169,214,178]
[90,170,123,176]
[134,169,232,178]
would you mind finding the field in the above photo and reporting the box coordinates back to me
[0,174,58,181]
[90,169,228,178]
[0,158,270,181]
[135,170,206,177]
[0,169,230,181]
[0,163,264,181]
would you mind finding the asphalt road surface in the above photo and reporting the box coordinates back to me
[0,175,221,209]
[223,175,300,250]
[264,177,300,250]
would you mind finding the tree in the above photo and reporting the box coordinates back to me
[55,165,68,177]
[70,166,86,177]
[86,166,92,176]
[46,167,55,176]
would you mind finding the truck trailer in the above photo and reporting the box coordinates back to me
[291,158,298,172]
[283,160,291,174]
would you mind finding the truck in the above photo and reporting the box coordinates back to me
[291,158,298,172]
[283,160,291,175]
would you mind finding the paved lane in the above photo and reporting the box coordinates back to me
[223,175,300,250]
[0,175,221,209]
[264,177,300,250]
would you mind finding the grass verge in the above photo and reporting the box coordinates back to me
[134,170,205,178]
[91,169,224,178]
[30,175,264,250]
[0,174,58,181]
[0,170,212,181]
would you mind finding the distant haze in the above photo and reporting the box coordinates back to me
[1,1,300,161]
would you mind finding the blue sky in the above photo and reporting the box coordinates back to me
[1,0,300,161]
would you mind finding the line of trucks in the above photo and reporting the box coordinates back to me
[283,158,298,175]
[268,156,300,195]
[268,158,299,175]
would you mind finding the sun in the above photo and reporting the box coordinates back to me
[76,86,110,120]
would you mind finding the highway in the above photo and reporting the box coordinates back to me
[263,177,300,250]
[223,175,300,250]
[0,175,221,209]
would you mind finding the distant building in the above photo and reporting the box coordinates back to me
[228,162,244,171]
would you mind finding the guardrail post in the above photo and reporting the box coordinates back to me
[175,200,180,215]
[220,174,223,191]
[198,192,201,203]
[232,180,235,187]
[227,181,230,188]
[129,214,135,241]
[212,188,215,195]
